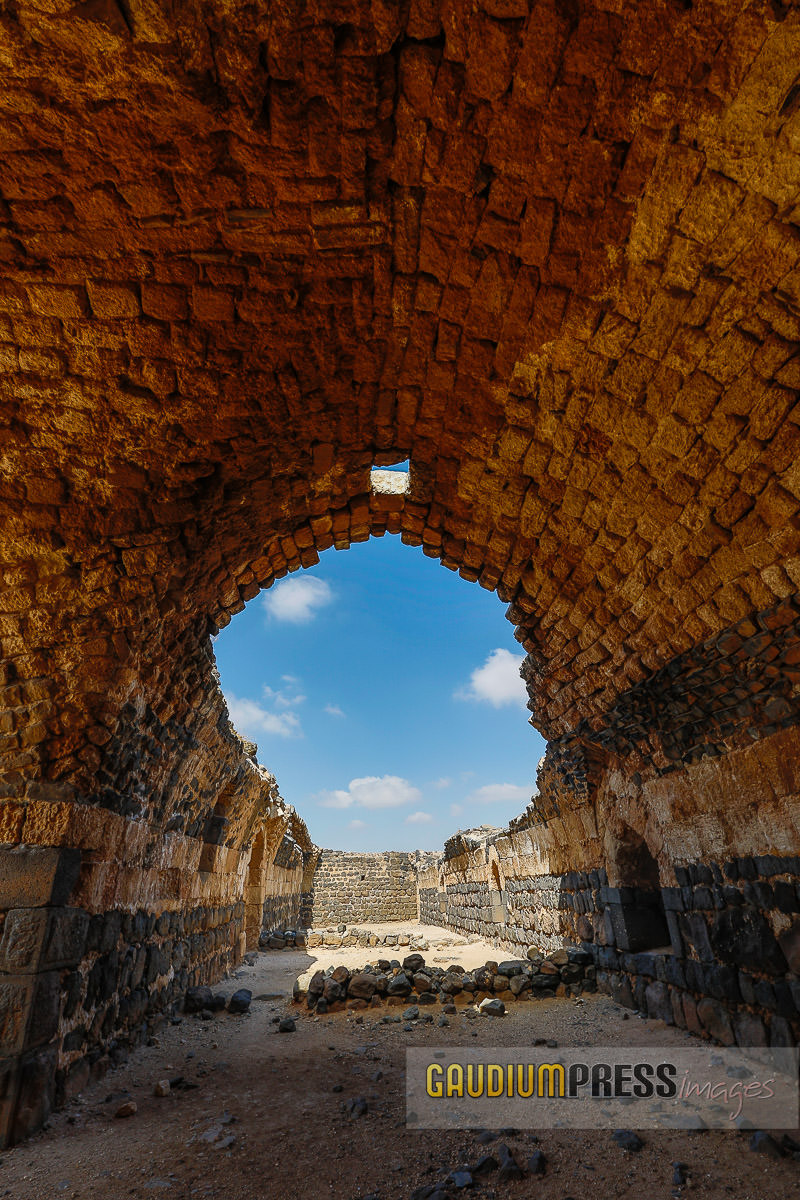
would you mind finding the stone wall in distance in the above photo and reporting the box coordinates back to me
[306,851,419,926]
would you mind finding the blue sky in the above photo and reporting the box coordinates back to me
[213,533,546,851]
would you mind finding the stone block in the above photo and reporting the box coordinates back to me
[733,1010,768,1047]
[682,992,703,1036]
[645,980,673,1024]
[778,921,800,973]
[609,972,634,1009]
[40,909,90,969]
[710,907,787,973]
[0,977,33,1054]
[0,910,47,974]
[0,847,79,910]
[679,912,714,962]
[86,280,140,318]
[9,1045,57,1146]
[696,997,734,1045]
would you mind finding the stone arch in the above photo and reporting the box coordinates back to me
[244,799,315,949]
[603,821,672,954]
[243,825,269,949]
[486,847,507,931]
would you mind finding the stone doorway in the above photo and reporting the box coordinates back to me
[604,827,672,954]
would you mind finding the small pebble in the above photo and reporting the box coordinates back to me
[612,1129,644,1152]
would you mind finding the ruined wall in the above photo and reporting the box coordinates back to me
[418,714,800,1049]
[245,818,314,945]
[0,674,314,1146]
[305,851,419,926]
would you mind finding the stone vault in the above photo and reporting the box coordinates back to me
[2,0,800,1145]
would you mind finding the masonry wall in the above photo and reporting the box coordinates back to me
[247,831,311,944]
[0,670,315,1148]
[416,716,800,1051]
[306,851,419,926]
[0,829,250,1145]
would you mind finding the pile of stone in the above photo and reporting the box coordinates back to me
[183,985,252,1017]
[306,926,434,950]
[293,948,595,1013]
[259,924,467,951]
[259,928,307,950]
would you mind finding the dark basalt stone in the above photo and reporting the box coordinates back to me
[710,906,787,974]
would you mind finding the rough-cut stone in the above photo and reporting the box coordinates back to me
[184,987,213,1015]
[710,908,787,974]
[386,973,413,998]
[348,973,378,1001]
[403,953,425,973]
[612,1130,644,1153]
[697,998,735,1046]
[228,989,252,1014]
[497,960,528,977]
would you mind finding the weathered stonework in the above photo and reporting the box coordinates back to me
[416,726,800,1049]
[304,851,420,926]
[3,0,800,1149]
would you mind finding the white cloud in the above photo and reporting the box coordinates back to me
[318,789,354,809]
[449,803,463,817]
[263,683,306,708]
[348,819,366,830]
[456,648,527,708]
[262,576,333,623]
[432,777,451,790]
[324,704,345,718]
[469,782,531,805]
[226,693,301,739]
[406,810,433,824]
[318,775,421,810]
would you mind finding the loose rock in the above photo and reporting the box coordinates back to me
[528,1149,546,1175]
[613,1129,644,1152]
[749,1130,782,1158]
[228,988,252,1014]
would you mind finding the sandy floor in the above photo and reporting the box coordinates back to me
[1,932,798,1200]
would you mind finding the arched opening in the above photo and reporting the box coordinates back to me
[198,779,237,871]
[213,531,544,856]
[604,826,672,955]
[489,858,508,930]
[213,528,543,944]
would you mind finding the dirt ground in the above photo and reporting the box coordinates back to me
[1,931,798,1200]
